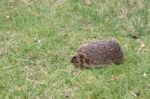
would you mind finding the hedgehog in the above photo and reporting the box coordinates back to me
[71,39,124,69]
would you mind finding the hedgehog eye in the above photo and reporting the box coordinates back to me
[85,58,90,64]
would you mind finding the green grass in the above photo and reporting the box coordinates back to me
[0,0,150,98]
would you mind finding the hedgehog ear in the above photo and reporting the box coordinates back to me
[79,54,84,59]
[79,52,86,59]
[70,56,77,63]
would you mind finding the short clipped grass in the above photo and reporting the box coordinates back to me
[0,0,150,98]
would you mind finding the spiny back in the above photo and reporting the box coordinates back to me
[77,40,123,65]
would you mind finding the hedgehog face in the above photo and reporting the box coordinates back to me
[70,55,81,68]
[71,54,91,69]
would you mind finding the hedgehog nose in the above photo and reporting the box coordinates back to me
[70,56,75,63]
[70,56,77,63]
[70,58,74,63]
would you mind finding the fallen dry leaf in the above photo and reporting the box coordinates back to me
[84,0,92,5]
[6,15,10,19]
[145,84,150,88]
[127,33,140,39]
[111,75,119,81]
[131,90,141,97]
[140,42,145,48]
[137,39,146,48]
[143,73,147,77]
[20,0,32,5]
[137,40,148,54]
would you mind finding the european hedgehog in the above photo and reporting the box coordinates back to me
[71,40,124,69]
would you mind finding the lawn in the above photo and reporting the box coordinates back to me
[0,0,150,98]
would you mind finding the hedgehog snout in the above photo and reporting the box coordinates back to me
[71,56,78,63]
[70,55,82,68]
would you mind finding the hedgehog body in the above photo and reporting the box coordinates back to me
[71,40,124,68]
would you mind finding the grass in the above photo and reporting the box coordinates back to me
[0,0,150,98]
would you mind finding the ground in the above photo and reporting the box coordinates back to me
[0,0,150,99]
